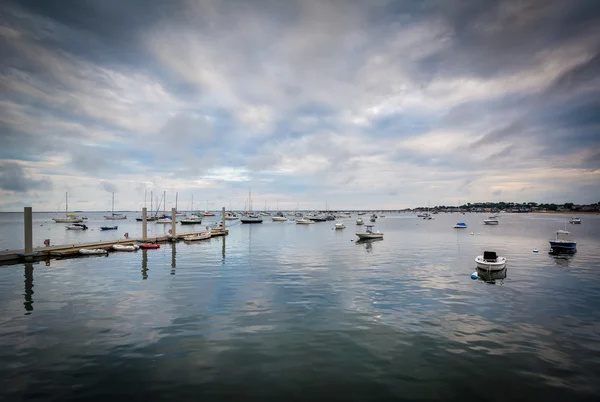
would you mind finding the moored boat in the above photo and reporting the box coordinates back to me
[483,217,498,225]
[100,226,118,230]
[79,248,107,255]
[549,228,577,253]
[356,225,383,240]
[454,222,468,228]
[180,215,203,225]
[356,217,364,225]
[66,223,88,230]
[139,243,160,249]
[296,218,315,224]
[183,232,211,241]
[569,217,581,224]
[334,222,345,230]
[112,244,140,251]
[474,251,507,271]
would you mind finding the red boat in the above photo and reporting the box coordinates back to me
[139,243,160,249]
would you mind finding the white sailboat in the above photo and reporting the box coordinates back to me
[52,192,84,223]
[104,192,127,220]
[240,186,263,223]
[156,191,173,223]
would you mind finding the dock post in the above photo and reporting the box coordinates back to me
[222,207,226,232]
[171,208,177,239]
[24,207,33,255]
[142,207,147,241]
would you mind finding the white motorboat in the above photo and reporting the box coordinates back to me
[569,217,581,224]
[183,232,211,241]
[180,215,203,225]
[296,218,315,224]
[156,217,174,224]
[112,244,140,251]
[272,212,287,221]
[337,214,351,218]
[475,251,507,271]
[224,212,238,220]
[356,225,383,240]
[370,214,377,222]
[66,223,88,230]
[79,248,107,255]
[483,217,499,225]
[356,218,364,225]
[334,222,345,230]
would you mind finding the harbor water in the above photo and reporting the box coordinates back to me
[1,213,600,401]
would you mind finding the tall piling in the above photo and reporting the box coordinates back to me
[222,207,226,231]
[142,207,147,240]
[24,207,33,254]
[171,207,177,238]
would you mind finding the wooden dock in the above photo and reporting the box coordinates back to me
[0,229,228,264]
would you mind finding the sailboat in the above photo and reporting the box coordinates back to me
[203,200,215,216]
[180,195,203,224]
[156,191,174,223]
[240,186,263,223]
[136,190,158,221]
[175,192,186,216]
[104,192,127,220]
[52,192,84,223]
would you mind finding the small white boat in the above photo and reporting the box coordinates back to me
[79,248,107,255]
[296,218,315,224]
[337,214,351,219]
[454,222,468,228]
[272,212,287,221]
[334,222,345,230]
[569,217,581,224]
[156,217,174,224]
[483,217,499,225]
[356,225,383,240]
[183,232,211,241]
[224,212,238,220]
[66,223,88,230]
[356,218,364,225]
[474,251,507,271]
[112,244,140,251]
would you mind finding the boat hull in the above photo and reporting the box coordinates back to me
[240,218,263,224]
[139,243,160,249]
[356,233,383,240]
[272,217,287,221]
[79,249,107,255]
[112,245,139,251]
[549,241,577,252]
[475,256,507,271]
[53,218,84,223]
[184,233,211,241]
[483,221,499,225]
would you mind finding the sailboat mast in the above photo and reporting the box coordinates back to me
[175,192,178,213]
[112,192,115,215]
[163,191,166,215]
[191,194,194,212]
[65,192,68,214]
[249,186,252,212]
[150,191,153,216]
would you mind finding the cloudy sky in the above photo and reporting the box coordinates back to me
[1,0,599,212]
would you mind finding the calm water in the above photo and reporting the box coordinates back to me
[1,213,600,401]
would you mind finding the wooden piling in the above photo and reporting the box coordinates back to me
[142,207,147,240]
[171,207,177,238]
[24,207,33,255]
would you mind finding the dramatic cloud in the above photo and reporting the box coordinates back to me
[0,162,52,193]
[0,0,599,211]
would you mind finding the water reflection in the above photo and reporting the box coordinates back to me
[171,242,176,275]
[356,238,383,252]
[222,236,226,261]
[23,262,34,314]
[549,252,574,267]
[476,267,507,284]
[141,249,148,280]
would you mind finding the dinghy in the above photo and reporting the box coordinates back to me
[66,223,88,230]
[100,226,118,230]
[139,243,160,249]
[79,248,107,255]
[183,232,211,241]
[112,244,140,251]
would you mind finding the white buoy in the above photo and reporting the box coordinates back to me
[471,272,478,280]
[470,232,474,235]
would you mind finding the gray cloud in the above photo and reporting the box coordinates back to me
[100,181,117,193]
[0,162,52,192]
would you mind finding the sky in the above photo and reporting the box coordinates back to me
[1,0,599,212]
